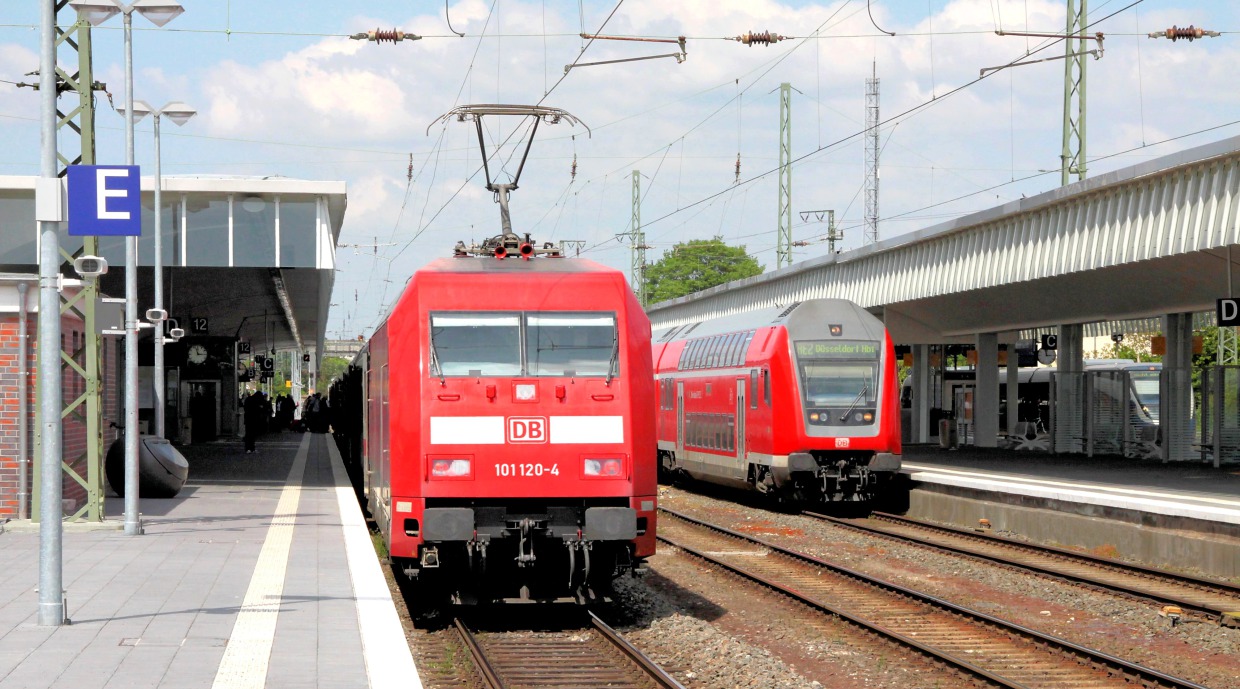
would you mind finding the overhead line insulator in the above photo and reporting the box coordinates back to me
[350,28,422,44]
[1148,25,1221,41]
[734,31,786,47]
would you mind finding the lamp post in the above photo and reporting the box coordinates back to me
[70,0,185,537]
[119,101,196,439]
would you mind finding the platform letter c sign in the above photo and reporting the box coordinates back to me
[507,417,547,443]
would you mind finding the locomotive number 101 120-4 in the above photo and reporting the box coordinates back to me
[495,462,560,478]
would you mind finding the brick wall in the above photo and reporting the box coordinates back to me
[0,312,116,520]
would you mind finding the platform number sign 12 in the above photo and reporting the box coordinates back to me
[190,317,209,335]
[238,342,252,354]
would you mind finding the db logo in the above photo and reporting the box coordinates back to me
[834,438,851,448]
[507,417,548,443]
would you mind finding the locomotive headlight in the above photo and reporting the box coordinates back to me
[514,383,537,401]
[430,458,471,478]
[584,457,623,477]
[809,412,820,422]
[862,412,874,422]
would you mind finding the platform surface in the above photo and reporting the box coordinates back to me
[0,433,418,689]
[902,445,1240,526]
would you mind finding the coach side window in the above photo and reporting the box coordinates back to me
[750,370,759,409]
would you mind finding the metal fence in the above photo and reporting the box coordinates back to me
[1200,366,1240,466]
[1050,371,1160,458]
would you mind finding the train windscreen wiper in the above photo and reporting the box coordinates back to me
[840,382,870,422]
[429,336,446,385]
[606,331,619,386]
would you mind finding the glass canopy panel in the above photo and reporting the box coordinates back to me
[138,193,180,267]
[185,195,230,267]
[233,195,275,267]
[278,198,317,268]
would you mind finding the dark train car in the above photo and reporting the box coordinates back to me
[652,299,901,502]
[349,235,656,604]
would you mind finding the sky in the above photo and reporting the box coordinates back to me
[2,1,1238,340]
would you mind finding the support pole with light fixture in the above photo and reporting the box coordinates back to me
[70,0,187,537]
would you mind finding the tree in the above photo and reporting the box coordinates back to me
[643,238,763,305]
[319,356,351,388]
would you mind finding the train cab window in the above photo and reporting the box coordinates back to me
[794,339,880,426]
[763,368,771,406]
[526,313,617,377]
[749,370,759,409]
[430,313,521,376]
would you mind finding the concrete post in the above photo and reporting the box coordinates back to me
[912,344,930,443]
[1161,313,1195,462]
[975,333,1000,447]
[1006,345,1020,436]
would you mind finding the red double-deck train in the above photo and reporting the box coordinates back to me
[651,299,901,503]
[346,233,656,604]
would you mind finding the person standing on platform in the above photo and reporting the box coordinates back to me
[243,390,266,454]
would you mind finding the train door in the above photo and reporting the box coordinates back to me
[676,381,686,470]
[379,363,390,515]
[735,378,746,479]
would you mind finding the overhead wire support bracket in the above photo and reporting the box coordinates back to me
[566,34,686,74]
[980,31,1104,76]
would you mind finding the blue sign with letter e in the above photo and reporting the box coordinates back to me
[67,165,142,236]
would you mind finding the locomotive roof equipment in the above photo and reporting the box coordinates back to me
[429,104,589,238]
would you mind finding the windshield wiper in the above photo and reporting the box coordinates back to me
[429,336,446,386]
[605,332,619,386]
[839,383,869,422]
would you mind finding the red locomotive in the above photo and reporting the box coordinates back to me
[651,299,901,502]
[352,232,656,603]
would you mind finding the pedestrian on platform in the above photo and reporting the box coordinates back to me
[243,390,266,454]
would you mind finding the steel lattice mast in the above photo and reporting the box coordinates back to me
[1061,0,1088,186]
[776,83,792,268]
[31,2,107,524]
[631,170,647,306]
[864,63,880,245]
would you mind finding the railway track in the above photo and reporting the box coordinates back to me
[659,507,1207,689]
[455,612,684,689]
[810,510,1240,623]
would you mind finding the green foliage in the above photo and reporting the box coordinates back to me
[644,237,763,305]
[1085,337,1161,364]
[319,356,351,388]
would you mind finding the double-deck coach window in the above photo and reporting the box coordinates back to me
[430,311,617,378]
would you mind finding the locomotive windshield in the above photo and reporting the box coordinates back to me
[794,339,880,427]
[527,314,617,376]
[430,313,522,375]
[430,311,618,377]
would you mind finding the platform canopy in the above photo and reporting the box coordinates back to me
[0,175,346,355]
[646,135,1240,344]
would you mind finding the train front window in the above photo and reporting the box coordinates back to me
[430,313,521,376]
[1130,371,1161,419]
[526,313,617,377]
[794,339,880,427]
[801,364,877,406]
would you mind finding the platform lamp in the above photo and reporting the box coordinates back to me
[117,100,196,441]
[70,0,186,538]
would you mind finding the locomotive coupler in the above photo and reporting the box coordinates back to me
[515,517,538,567]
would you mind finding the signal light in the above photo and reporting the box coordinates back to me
[430,458,471,478]
[584,458,623,477]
